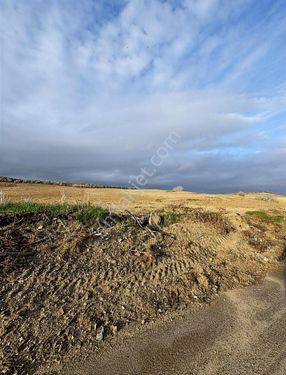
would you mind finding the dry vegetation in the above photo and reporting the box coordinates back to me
[0,180,286,374]
[0,180,286,213]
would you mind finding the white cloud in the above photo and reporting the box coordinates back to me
[0,0,285,192]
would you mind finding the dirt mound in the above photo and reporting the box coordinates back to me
[182,208,235,234]
[0,209,285,374]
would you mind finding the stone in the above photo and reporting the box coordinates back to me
[110,325,118,335]
[148,213,161,228]
[96,325,104,341]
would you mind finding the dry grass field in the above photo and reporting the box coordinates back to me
[1,181,286,214]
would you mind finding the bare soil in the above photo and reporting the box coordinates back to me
[62,268,286,375]
[0,203,285,374]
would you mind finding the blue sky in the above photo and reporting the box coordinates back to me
[0,0,285,192]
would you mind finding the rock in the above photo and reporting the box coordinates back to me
[110,325,118,335]
[148,213,161,228]
[96,325,104,341]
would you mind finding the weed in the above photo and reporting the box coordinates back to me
[246,210,284,224]
[75,206,109,225]
[161,210,180,225]
[0,202,109,225]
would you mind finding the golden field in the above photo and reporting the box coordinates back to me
[1,181,285,214]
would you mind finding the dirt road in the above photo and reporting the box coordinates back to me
[62,268,286,375]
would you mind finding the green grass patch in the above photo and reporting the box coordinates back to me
[0,202,109,225]
[0,202,71,215]
[246,210,284,224]
[161,210,180,225]
[75,206,109,225]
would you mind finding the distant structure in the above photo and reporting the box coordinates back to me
[172,185,184,192]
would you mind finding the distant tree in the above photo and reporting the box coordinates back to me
[172,185,184,192]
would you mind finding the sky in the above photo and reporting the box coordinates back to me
[0,0,286,193]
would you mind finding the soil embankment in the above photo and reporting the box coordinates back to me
[0,207,285,374]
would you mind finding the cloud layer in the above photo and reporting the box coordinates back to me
[1,0,286,193]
